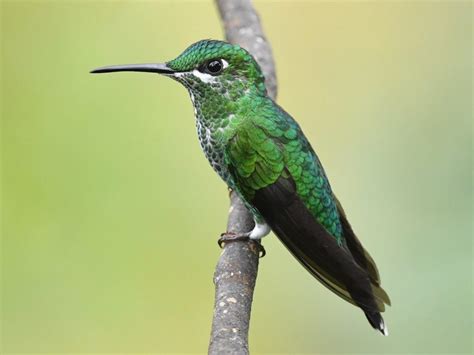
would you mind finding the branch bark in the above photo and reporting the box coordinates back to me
[209,1,277,354]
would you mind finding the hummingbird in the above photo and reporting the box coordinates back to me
[91,39,390,335]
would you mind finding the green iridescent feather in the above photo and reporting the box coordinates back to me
[225,98,344,243]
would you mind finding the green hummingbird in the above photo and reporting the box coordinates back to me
[91,39,390,335]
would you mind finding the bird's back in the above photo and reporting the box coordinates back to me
[225,97,390,334]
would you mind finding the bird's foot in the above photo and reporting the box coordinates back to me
[218,232,266,258]
[217,232,250,248]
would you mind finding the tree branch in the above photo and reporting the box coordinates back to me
[215,0,277,100]
[209,1,277,354]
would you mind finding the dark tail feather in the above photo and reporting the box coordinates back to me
[365,311,388,336]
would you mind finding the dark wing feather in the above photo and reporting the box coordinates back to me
[335,197,391,306]
[252,175,389,313]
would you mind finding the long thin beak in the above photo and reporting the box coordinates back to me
[90,63,175,74]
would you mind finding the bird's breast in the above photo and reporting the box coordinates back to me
[195,118,233,185]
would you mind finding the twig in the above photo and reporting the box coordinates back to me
[209,1,277,354]
[215,0,277,99]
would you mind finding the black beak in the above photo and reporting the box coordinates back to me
[90,63,175,75]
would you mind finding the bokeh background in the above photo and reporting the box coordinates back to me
[1,0,472,354]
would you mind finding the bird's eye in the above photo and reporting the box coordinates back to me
[199,59,224,75]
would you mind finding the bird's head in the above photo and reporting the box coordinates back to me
[91,40,268,104]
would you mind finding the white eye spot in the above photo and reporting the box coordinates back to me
[222,59,229,69]
[192,69,217,83]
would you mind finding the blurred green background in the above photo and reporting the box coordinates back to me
[1,0,472,354]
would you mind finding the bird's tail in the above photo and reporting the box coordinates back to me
[365,311,388,336]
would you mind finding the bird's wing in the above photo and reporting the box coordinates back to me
[251,174,388,311]
[224,106,390,313]
[334,196,387,291]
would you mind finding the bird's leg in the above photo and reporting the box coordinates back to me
[218,221,270,257]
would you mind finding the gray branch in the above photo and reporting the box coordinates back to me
[215,0,277,99]
[209,1,277,354]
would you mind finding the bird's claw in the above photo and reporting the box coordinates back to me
[218,231,250,247]
[254,242,266,258]
[218,232,266,258]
